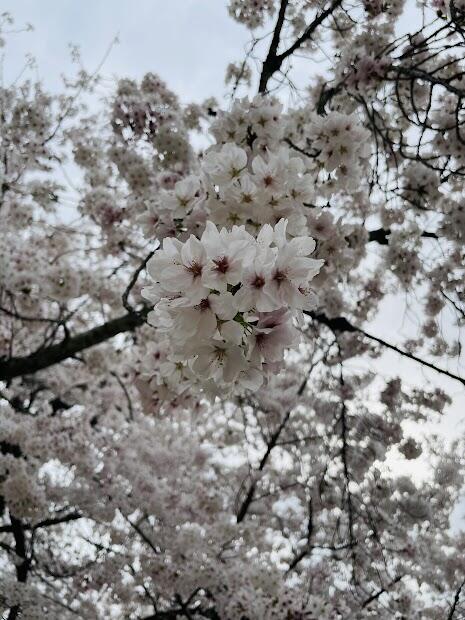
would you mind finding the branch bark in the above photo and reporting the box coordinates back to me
[368,227,438,244]
[361,575,403,609]
[258,0,289,93]
[447,580,465,620]
[7,516,29,620]
[259,0,343,93]
[3,305,462,389]
[0,511,82,534]
[0,307,149,382]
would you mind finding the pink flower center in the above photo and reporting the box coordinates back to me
[251,274,265,289]
[213,256,229,274]
[273,269,287,285]
[188,261,203,278]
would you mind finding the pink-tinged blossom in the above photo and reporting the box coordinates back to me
[192,340,248,383]
[203,143,248,185]
[164,175,201,218]
[200,221,255,291]
[171,292,237,346]
[249,309,299,363]
[233,255,277,312]
[266,221,323,309]
[143,218,321,399]
[251,148,288,195]
[157,235,209,302]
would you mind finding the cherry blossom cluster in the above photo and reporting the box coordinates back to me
[112,75,175,134]
[225,61,252,88]
[135,98,372,247]
[142,219,323,397]
[136,138,319,246]
[133,338,202,415]
[203,143,316,234]
[227,0,276,29]
[293,110,372,192]
[345,55,391,92]
[210,95,284,151]
[432,93,465,170]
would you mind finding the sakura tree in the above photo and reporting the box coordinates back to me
[1,1,465,617]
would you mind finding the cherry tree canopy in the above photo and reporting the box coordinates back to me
[1,2,465,618]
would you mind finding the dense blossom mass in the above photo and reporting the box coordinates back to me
[1,2,465,619]
[143,218,322,398]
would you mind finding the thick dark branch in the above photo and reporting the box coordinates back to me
[278,0,343,62]
[368,228,391,245]
[317,84,343,115]
[259,0,289,93]
[309,312,357,334]
[10,517,28,581]
[33,511,82,531]
[7,517,29,620]
[259,0,343,93]
[0,308,149,382]
[368,228,438,244]
[286,498,313,573]
[0,511,82,534]
[0,441,21,458]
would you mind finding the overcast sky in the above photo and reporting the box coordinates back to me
[2,0,423,100]
[2,1,251,103]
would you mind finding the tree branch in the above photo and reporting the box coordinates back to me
[277,0,343,62]
[259,0,343,93]
[447,580,465,620]
[361,575,403,609]
[307,312,465,387]
[0,511,82,534]
[258,0,289,93]
[7,516,29,620]
[0,308,149,382]
[236,371,311,522]
[122,249,156,312]
[368,227,437,244]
